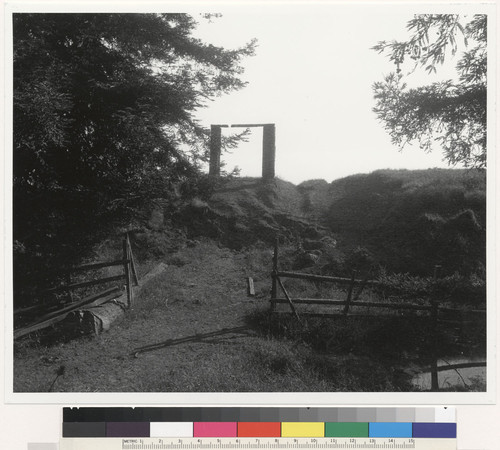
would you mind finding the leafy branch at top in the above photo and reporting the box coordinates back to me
[372,14,487,169]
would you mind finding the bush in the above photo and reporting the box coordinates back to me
[375,270,485,306]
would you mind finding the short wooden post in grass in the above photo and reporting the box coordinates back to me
[270,236,279,311]
[342,270,356,315]
[247,277,255,296]
[123,238,133,308]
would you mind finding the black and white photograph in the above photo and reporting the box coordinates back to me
[5,1,495,400]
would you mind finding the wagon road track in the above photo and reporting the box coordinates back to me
[14,241,274,393]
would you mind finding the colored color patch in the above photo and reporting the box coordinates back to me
[325,422,369,437]
[281,422,325,437]
[369,423,412,438]
[193,422,237,437]
[412,423,456,438]
[238,422,281,437]
[106,422,150,437]
[150,422,194,437]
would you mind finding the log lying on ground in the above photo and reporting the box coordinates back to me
[14,287,121,339]
[67,263,168,335]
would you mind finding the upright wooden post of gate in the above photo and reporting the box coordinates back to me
[262,124,276,180]
[209,125,228,176]
[270,237,279,312]
[123,239,133,308]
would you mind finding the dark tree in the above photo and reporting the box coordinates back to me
[13,13,255,304]
[372,14,486,168]
[14,13,255,197]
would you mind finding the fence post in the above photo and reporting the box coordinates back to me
[126,232,139,286]
[66,271,73,304]
[433,264,442,280]
[430,264,441,391]
[277,275,302,324]
[343,270,356,315]
[123,238,132,308]
[430,299,439,391]
[270,236,279,311]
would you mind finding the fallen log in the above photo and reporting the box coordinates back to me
[30,287,120,326]
[14,288,121,339]
[69,262,168,335]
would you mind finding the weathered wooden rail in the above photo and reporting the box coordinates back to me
[269,236,486,391]
[14,233,139,339]
[271,238,400,317]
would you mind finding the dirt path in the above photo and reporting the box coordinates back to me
[14,240,329,392]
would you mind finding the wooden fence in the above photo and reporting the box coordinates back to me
[14,233,139,339]
[269,237,486,391]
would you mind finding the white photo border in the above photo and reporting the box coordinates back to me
[3,0,497,405]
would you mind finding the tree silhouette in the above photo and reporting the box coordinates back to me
[372,14,486,168]
[13,13,256,304]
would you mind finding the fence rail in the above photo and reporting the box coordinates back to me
[272,298,433,311]
[65,258,129,273]
[42,274,126,294]
[14,233,139,339]
[269,236,486,391]
[276,270,382,286]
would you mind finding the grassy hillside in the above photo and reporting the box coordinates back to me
[192,169,486,278]
[325,169,486,277]
[173,177,329,250]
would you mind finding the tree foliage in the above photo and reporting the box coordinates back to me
[14,13,255,197]
[372,14,487,168]
[13,13,255,303]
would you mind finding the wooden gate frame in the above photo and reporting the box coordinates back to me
[209,123,276,180]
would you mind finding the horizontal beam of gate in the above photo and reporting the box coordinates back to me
[231,123,274,128]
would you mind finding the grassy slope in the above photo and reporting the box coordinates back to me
[324,169,486,276]
[193,169,486,277]
[13,169,486,392]
[18,239,449,393]
[175,177,329,250]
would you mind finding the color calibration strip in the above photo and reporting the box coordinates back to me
[64,422,455,438]
[63,408,456,439]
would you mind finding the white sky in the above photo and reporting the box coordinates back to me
[190,4,487,184]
